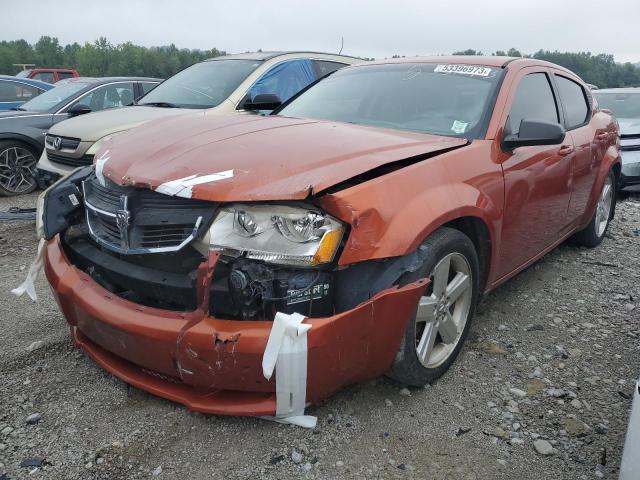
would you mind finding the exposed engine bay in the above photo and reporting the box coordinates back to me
[44,167,412,321]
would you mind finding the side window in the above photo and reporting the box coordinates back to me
[74,83,135,112]
[508,73,559,134]
[555,75,589,129]
[0,81,20,102]
[313,60,347,79]
[15,84,40,99]
[248,59,316,105]
[140,82,158,95]
[33,72,55,83]
[0,81,39,102]
[57,72,75,80]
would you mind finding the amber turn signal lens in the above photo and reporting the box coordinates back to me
[312,228,344,265]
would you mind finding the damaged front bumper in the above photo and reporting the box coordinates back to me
[44,235,427,415]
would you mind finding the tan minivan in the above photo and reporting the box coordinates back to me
[38,51,360,176]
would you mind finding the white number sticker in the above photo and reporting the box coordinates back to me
[434,64,492,77]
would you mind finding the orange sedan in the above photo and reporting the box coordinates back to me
[38,56,620,421]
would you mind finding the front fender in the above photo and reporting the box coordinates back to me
[319,173,503,267]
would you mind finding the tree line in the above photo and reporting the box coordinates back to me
[453,48,640,88]
[0,36,225,79]
[1,37,638,88]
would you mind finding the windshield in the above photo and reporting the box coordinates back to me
[279,63,502,137]
[594,92,640,119]
[138,59,262,109]
[20,81,91,112]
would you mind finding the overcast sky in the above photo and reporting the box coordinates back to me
[3,0,640,63]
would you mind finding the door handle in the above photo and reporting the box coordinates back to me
[558,145,574,156]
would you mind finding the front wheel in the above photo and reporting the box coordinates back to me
[0,140,39,196]
[388,227,479,386]
[572,169,616,248]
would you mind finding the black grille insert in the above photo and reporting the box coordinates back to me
[47,152,94,167]
[83,173,216,254]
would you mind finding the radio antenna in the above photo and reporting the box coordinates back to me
[338,37,344,55]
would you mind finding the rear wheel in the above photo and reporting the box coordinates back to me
[572,169,616,248]
[388,227,479,386]
[0,140,39,196]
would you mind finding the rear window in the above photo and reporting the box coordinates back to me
[556,75,589,129]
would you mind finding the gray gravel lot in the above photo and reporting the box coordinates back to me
[1,191,639,480]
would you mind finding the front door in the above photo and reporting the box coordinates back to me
[497,70,574,278]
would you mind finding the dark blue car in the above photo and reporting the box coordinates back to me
[0,75,53,111]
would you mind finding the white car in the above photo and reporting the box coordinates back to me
[37,51,361,176]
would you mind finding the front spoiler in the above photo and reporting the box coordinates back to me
[44,236,428,416]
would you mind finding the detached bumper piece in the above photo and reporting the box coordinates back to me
[45,236,428,416]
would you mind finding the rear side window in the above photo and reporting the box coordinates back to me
[33,72,55,83]
[555,75,589,129]
[313,60,347,79]
[57,72,75,80]
[508,73,559,134]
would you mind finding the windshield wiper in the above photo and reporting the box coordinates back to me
[138,101,180,108]
[10,107,27,111]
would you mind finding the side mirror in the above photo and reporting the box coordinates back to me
[503,119,565,150]
[243,93,282,111]
[67,103,92,117]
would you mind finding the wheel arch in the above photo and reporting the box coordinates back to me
[0,133,43,154]
[577,145,621,229]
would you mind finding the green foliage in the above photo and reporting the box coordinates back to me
[0,36,226,78]
[452,47,640,88]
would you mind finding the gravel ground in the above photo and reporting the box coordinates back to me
[1,191,639,480]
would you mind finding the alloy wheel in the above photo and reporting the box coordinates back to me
[414,252,473,368]
[0,146,37,194]
[595,175,613,237]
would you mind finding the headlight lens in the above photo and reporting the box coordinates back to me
[209,204,344,266]
[86,132,124,155]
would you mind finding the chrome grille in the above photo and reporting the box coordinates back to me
[82,174,216,254]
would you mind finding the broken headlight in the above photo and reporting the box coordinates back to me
[209,205,344,266]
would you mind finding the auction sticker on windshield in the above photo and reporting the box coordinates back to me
[434,64,493,77]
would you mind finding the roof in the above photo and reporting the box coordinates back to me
[0,75,53,89]
[206,51,362,62]
[343,55,581,80]
[594,88,640,94]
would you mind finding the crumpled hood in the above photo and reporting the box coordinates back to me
[618,118,640,136]
[49,105,193,142]
[100,113,468,201]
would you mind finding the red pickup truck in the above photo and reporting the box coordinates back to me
[16,68,79,83]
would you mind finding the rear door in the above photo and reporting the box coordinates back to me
[552,73,597,222]
[497,69,575,278]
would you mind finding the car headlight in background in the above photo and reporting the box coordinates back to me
[209,204,344,266]
[86,131,124,155]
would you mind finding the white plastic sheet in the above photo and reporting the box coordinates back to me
[261,312,316,428]
[11,238,46,302]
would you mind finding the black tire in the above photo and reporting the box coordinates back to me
[0,140,39,196]
[388,227,480,386]
[572,169,616,248]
